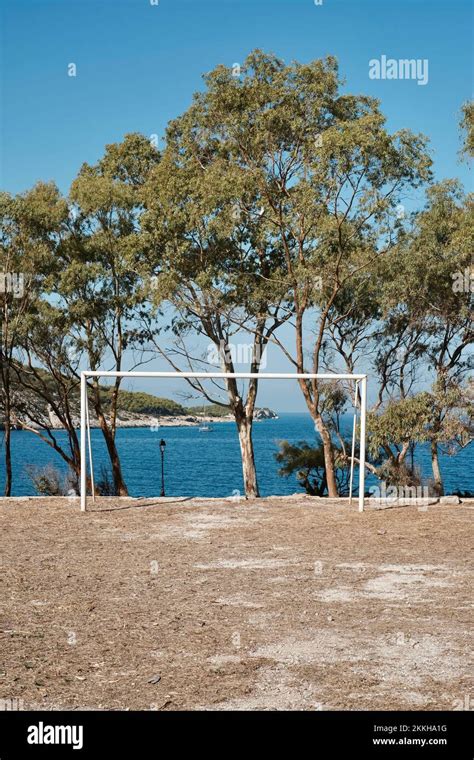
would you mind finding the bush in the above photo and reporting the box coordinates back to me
[275,440,351,496]
[96,464,117,496]
[26,465,80,496]
[27,465,65,496]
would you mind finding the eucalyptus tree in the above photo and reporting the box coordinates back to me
[267,72,430,493]
[156,50,432,496]
[324,182,472,493]
[54,133,160,495]
[10,301,89,491]
[142,95,290,497]
[0,183,68,495]
[143,51,432,496]
[380,181,473,494]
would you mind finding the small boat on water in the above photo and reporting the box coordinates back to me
[198,404,214,431]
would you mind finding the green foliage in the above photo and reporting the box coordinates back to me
[102,390,187,417]
[144,50,431,319]
[185,403,230,418]
[275,439,351,496]
[58,133,161,361]
[367,385,472,461]
[367,394,434,458]
[460,100,474,158]
[381,181,472,323]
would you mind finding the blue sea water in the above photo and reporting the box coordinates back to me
[1,414,472,497]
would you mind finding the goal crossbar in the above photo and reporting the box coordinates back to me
[80,371,367,512]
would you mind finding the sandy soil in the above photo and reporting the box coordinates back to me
[0,495,472,711]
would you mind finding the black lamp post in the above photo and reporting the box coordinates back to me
[159,439,166,497]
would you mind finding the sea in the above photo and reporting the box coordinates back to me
[1,414,472,497]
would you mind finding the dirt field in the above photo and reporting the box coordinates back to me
[0,496,472,711]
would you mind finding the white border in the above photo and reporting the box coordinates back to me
[80,372,367,512]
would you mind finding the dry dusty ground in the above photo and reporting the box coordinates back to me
[0,495,472,711]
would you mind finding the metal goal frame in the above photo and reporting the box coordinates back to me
[80,371,367,512]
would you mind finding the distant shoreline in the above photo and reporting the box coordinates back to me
[3,408,279,431]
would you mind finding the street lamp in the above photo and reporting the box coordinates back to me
[159,439,166,497]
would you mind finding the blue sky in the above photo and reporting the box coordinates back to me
[1,0,472,194]
[1,0,472,409]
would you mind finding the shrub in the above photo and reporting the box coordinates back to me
[27,465,64,496]
[96,464,117,496]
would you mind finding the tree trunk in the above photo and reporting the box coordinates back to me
[1,365,12,496]
[91,378,128,496]
[98,416,128,496]
[430,440,444,497]
[1,299,12,496]
[3,395,12,497]
[236,417,259,499]
[314,413,338,497]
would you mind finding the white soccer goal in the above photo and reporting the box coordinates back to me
[80,371,367,512]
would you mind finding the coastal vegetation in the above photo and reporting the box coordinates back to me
[1,51,472,498]
[0,370,247,424]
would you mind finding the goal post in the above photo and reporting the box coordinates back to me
[80,371,367,512]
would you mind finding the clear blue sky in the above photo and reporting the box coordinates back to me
[1,0,472,408]
[1,0,472,194]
